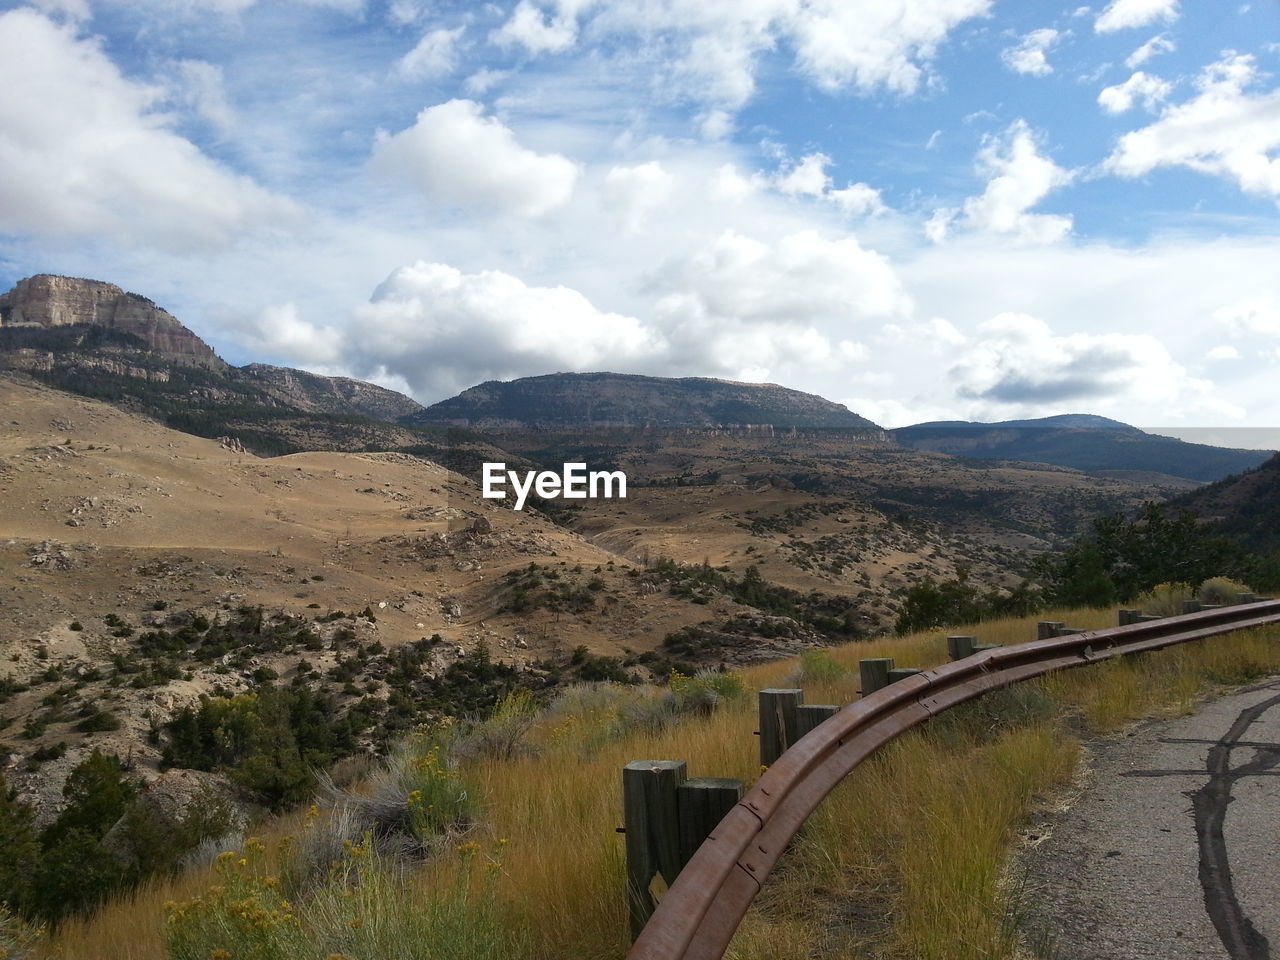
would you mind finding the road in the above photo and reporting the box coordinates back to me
[1023,677,1280,960]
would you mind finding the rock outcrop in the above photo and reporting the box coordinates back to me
[240,363,423,420]
[0,274,224,368]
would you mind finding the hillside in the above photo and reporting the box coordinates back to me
[892,414,1271,483]
[0,274,423,435]
[408,371,883,430]
[1171,452,1280,551]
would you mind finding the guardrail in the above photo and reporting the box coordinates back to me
[626,598,1280,960]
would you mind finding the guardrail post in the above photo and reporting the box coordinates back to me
[1037,621,1064,640]
[759,689,803,766]
[888,667,922,684]
[859,658,893,696]
[1238,592,1258,604]
[947,635,977,659]
[676,778,745,866]
[623,760,686,939]
[796,703,839,737]
[1183,600,1202,613]
[1119,609,1139,626]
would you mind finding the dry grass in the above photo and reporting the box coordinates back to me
[38,607,1280,960]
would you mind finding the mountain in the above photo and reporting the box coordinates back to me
[0,274,224,367]
[408,372,882,430]
[239,363,423,420]
[892,415,1272,484]
[0,274,425,447]
[1170,452,1280,551]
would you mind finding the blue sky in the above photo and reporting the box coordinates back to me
[2,0,1280,436]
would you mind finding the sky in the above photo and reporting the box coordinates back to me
[2,0,1280,435]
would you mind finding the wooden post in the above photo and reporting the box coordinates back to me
[623,760,686,939]
[1037,621,1064,640]
[676,778,745,867]
[1055,626,1085,637]
[1237,592,1258,604]
[1119,609,1139,626]
[887,667,922,684]
[947,635,977,660]
[796,703,839,738]
[859,658,893,696]
[1183,600,1203,613]
[759,689,803,767]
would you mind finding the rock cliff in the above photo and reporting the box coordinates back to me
[0,274,224,367]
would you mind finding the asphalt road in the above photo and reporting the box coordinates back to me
[1022,677,1280,960]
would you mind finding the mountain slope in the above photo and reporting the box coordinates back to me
[1170,452,1280,551]
[408,371,882,430]
[892,415,1271,483]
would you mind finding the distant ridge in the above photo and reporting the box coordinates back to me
[407,372,882,431]
[892,414,1272,484]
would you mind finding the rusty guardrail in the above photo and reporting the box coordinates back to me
[627,599,1280,960]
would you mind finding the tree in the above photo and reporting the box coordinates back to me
[0,771,39,914]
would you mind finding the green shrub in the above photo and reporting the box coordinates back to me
[1199,576,1252,605]
[1134,582,1194,616]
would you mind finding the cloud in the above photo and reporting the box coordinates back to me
[396,27,465,80]
[1001,28,1061,76]
[1097,70,1171,113]
[168,59,237,135]
[932,120,1074,244]
[1126,33,1175,68]
[370,99,580,216]
[0,9,299,251]
[776,153,832,196]
[950,312,1235,416]
[601,161,675,232]
[230,302,345,365]
[1213,296,1280,337]
[350,261,665,397]
[491,0,580,54]
[829,182,887,218]
[1103,53,1280,196]
[490,0,991,108]
[1206,345,1242,361]
[1094,0,1179,33]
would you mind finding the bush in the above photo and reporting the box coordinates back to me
[1134,582,1194,616]
[792,648,847,684]
[75,710,122,733]
[668,669,745,715]
[1199,576,1253,605]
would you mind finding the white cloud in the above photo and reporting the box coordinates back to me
[169,59,237,135]
[349,261,664,397]
[491,0,580,54]
[231,302,345,365]
[370,99,580,216]
[1094,0,1179,33]
[829,182,887,218]
[934,121,1074,244]
[1001,28,1061,76]
[396,27,465,80]
[950,312,1238,417]
[1126,33,1175,68]
[1206,345,1242,361]
[0,9,298,251]
[776,153,831,197]
[1104,53,1280,196]
[1213,296,1280,336]
[651,229,910,324]
[491,0,990,108]
[785,0,993,96]
[708,163,763,203]
[696,109,735,140]
[601,161,675,232]
[1097,70,1171,113]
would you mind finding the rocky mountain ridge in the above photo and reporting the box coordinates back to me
[409,371,883,431]
[0,274,424,425]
